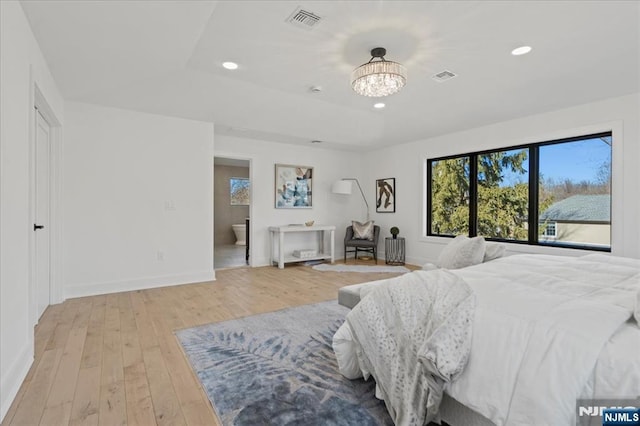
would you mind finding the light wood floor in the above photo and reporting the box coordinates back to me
[3,260,415,426]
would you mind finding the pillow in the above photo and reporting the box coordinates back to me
[483,242,506,262]
[422,262,439,271]
[352,220,375,241]
[437,235,486,270]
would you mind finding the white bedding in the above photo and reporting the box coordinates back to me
[580,320,640,399]
[447,254,639,426]
[336,254,640,426]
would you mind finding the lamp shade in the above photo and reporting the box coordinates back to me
[331,180,353,194]
[351,47,406,97]
[351,60,406,97]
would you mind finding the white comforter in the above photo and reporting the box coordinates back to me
[336,269,476,425]
[447,254,639,426]
[336,254,640,426]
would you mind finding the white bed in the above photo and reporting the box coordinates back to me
[334,253,640,426]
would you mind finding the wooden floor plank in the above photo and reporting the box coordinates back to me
[129,291,158,351]
[68,366,101,426]
[34,303,66,359]
[80,295,106,370]
[123,361,156,426]
[98,294,127,426]
[40,324,88,425]
[45,299,82,351]
[142,346,186,426]
[119,293,157,426]
[4,261,416,425]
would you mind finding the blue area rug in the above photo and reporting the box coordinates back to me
[176,301,393,425]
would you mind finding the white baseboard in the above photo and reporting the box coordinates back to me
[64,270,216,299]
[1,342,33,423]
[252,256,273,267]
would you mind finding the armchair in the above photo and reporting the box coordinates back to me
[344,225,380,264]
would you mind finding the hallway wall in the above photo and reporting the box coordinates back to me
[214,165,250,246]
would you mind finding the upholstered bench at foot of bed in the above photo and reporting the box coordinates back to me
[338,279,390,309]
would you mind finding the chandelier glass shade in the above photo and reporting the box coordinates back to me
[351,47,407,97]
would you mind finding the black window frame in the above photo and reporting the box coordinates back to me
[426,131,612,252]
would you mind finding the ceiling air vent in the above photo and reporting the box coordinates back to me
[286,7,321,29]
[432,70,457,83]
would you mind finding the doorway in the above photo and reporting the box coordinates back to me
[214,156,251,269]
[31,86,61,326]
[34,108,51,319]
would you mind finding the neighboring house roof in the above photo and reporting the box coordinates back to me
[540,194,610,222]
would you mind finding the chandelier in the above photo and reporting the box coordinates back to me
[351,47,407,97]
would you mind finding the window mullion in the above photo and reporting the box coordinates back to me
[426,159,433,235]
[528,146,539,243]
[469,154,478,237]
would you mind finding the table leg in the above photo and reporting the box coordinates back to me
[278,231,285,269]
[330,229,335,263]
[269,230,273,266]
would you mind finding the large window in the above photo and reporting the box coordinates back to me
[427,132,612,251]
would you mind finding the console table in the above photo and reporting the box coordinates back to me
[268,225,335,269]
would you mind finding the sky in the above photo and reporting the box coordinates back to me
[501,136,611,185]
[539,136,611,183]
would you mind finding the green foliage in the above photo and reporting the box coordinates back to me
[477,183,529,239]
[390,226,400,236]
[431,157,470,235]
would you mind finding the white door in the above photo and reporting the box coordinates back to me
[35,108,51,320]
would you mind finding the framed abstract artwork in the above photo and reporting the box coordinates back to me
[230,177,250,205]
[376,177,395,213]
[275,164,313,208]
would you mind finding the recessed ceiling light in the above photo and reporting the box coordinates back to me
[222,61,239,70]
[374,103,386,109]
[511,46,532,56]
[311,140,322,144]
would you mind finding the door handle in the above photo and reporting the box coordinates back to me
[34,224,44,231]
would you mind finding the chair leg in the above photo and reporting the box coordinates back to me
[344,246,347,263]
[374,247,377,264]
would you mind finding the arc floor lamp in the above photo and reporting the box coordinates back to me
[331,178,370,221]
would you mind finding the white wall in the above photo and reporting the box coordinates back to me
[364,93,640,265]
[62,102,215,298]
[215,135,365,266]
[0,1,65,421]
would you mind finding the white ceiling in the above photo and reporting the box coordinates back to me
[20,1,640,151]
